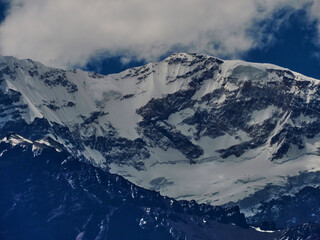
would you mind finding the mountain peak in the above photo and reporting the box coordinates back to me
[1,54,320,207]
[163,52,222,64]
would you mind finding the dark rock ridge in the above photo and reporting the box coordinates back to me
[1,134,282,240]
[248,186,320,229]
[279,223,320,240]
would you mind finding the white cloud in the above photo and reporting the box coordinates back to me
[0,0,318,68]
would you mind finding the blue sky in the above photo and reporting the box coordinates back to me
[0,0,319,79]
[245,7,320,79]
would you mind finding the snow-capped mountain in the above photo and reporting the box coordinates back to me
[1,53,320,211]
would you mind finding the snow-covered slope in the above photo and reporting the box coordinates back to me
[1,53,320,208]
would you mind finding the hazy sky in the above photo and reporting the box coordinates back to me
[0,0,319,78]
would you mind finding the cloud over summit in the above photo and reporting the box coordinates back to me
[0,0,319,68]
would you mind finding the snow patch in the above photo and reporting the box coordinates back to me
[252,227,276,233]
[249,105,278,125]
[1,134,33,146]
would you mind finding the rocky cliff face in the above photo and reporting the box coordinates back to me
[0,53,320,209]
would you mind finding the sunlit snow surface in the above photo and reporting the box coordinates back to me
[110,147,320,205]
[1,53,320,206]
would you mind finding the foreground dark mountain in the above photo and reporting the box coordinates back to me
[248,185,320,228]
[0,134,280,240]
